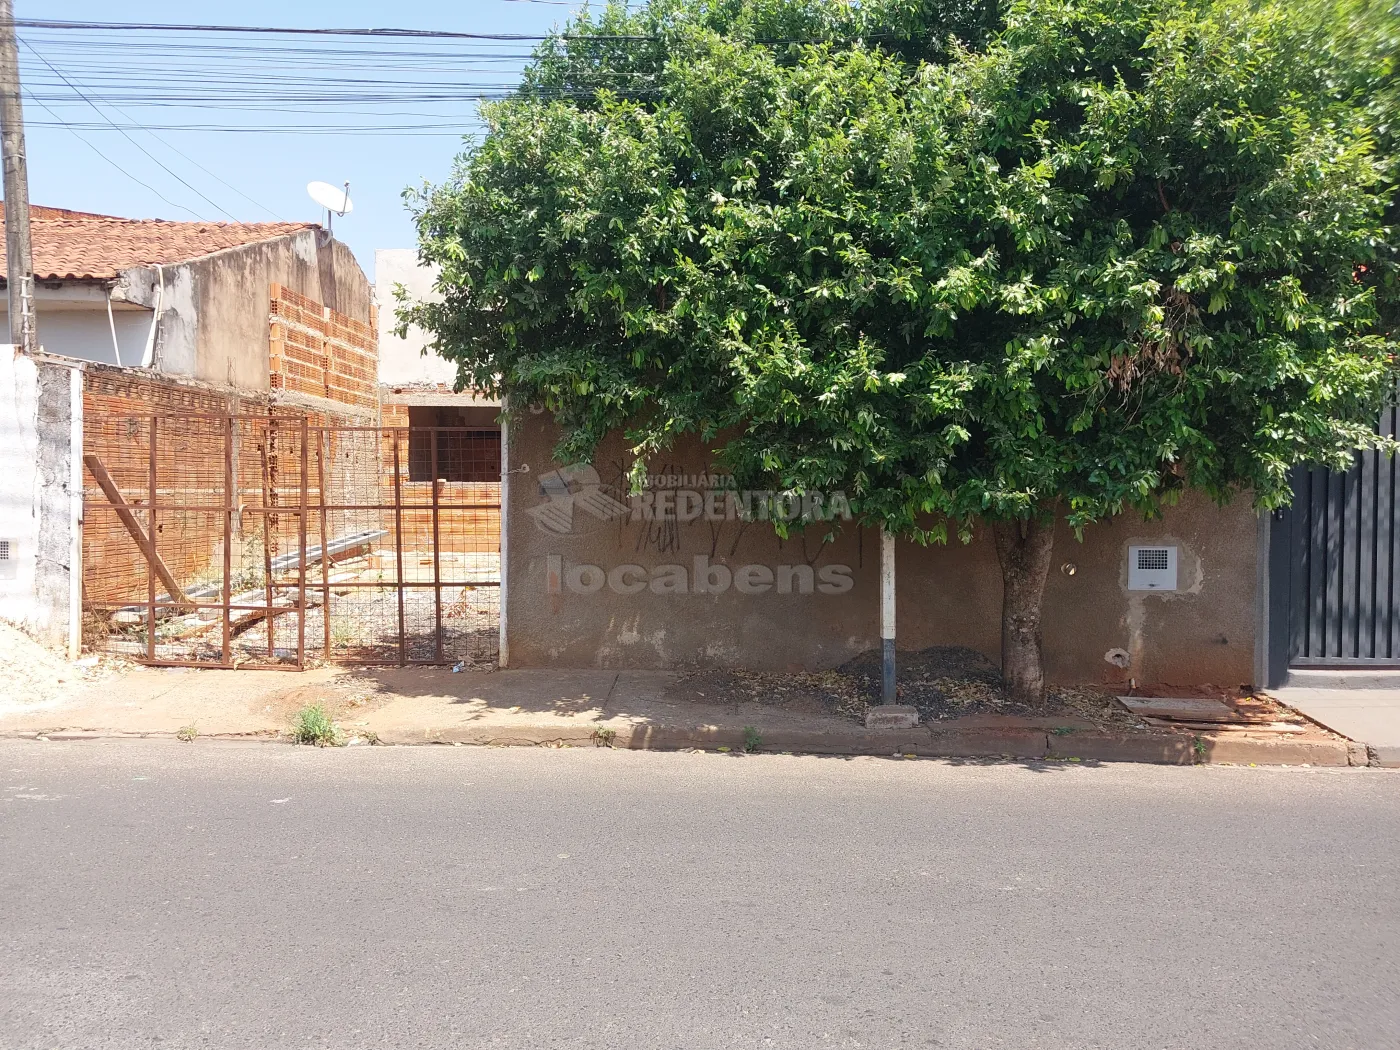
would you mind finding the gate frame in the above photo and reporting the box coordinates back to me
[81,412,501,670]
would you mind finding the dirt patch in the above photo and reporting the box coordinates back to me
[666,646,1145,729]
[264,670,399,733]
[0,621,134,712]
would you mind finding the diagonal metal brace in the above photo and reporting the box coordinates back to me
[84,453,194,609]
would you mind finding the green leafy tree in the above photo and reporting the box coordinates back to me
[404,0,1399,703]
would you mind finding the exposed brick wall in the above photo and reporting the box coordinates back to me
[381,403,500,554]
[82,371,500,620]
[269,284,378,413]
[81,368,354,608]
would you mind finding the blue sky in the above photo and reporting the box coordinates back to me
[19,1,578,279]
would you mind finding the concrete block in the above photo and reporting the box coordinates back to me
[865,705,920,730]
[1346,742,1371,767]
[1199,735,1350,766]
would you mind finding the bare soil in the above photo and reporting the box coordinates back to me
[669,646,1152,730]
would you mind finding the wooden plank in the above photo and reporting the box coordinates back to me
[1119,697,1240,722]
[1140,717,1308,734]
[1373,406,1392,659]
[83,453,193,610]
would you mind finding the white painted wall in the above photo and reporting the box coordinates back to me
[0,348,40,629]
[374,248,458,386]
[0,302,152,366]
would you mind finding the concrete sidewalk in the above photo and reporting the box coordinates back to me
[0,664,1367,766]
[1271,687,1400,767]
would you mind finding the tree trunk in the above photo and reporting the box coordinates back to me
[992,516,1056,706]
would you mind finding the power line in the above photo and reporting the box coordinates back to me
[8,19,582,41]
[24,96,202,217]
[114,122,286,220]
[26,122,489,136]
[20,38,234,220]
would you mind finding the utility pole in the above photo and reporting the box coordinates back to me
[0,0,34,352]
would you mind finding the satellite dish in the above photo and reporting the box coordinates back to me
[308,180,352,215]
[307,181,352,242]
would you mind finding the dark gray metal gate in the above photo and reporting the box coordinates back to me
[1268,403,1400,683]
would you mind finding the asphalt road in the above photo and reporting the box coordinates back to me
[1,741,1397,1050]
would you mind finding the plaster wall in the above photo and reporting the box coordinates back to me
[505,416,1261,689]
[374,248,457,387]
[113,231,370,391]
[0,350,80,651]
[34,361,79,654]
[0,349,41,629]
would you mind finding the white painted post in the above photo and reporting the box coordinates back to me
[880,527,896,704]
[497,397,510,669]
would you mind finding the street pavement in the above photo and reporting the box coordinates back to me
[1,741,1397,1050]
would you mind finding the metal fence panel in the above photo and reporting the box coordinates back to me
[82,415,500,669]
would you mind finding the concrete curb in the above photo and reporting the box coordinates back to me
[364,722,1358,766]
[2,723,1368,767]
[1,729,284,743]
[1048,730,1196,765]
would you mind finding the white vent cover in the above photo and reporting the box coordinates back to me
[1128,545,1177,591]
[0,538,14,581]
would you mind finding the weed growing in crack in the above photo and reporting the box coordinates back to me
[292,704,342,747]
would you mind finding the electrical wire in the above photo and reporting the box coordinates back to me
[9,19,649,41]
[24,95,203,218]
[20,38,234,219]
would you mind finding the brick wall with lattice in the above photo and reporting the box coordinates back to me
[269,283,379,413]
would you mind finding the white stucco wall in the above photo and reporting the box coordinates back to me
[374,248,458,387]
[0,306,151,366]
[0,348,41,628]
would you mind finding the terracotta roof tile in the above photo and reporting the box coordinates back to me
[0,206,318,281]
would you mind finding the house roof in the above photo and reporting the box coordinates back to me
[0,204,318,281]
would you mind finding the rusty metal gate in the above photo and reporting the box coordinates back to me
[81,414,501,669]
